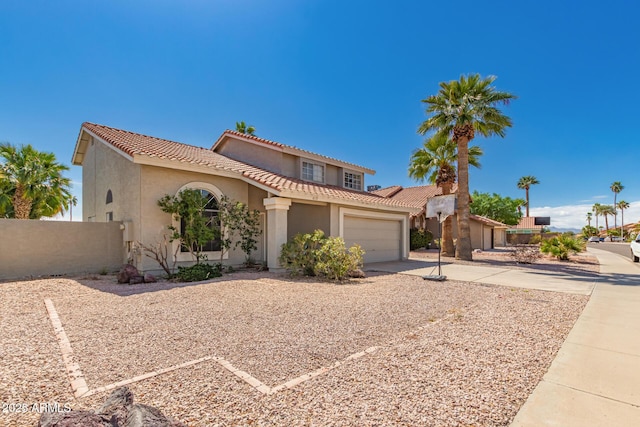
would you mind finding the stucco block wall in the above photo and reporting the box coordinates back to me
[0,219,124,280]
[82,139,141,224]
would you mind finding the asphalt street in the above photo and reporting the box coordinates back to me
[587,241,633,260]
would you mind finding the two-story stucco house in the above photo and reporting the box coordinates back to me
[71,123,418,273]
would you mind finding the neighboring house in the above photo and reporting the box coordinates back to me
[71,123,418,272]
[506,216,546,244]
[371,185,508,249]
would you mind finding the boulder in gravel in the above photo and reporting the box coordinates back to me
[117,264,140,284]
[349,268,366,278]
[143,273,157,283]
[129,275,145,285]
[37,386,186,427]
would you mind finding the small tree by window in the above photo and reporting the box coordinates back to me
[158,189,221,263]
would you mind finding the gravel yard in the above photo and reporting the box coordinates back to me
[1,267,589,426]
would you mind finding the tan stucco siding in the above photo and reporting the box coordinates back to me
[287,203,330,239]
[282,153,298,178]
[82,139,141,226]
[216,139,283,174]
[138,165,258,271]
[325,164,339,187]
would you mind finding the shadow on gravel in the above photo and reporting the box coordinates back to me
[73,270,382,297]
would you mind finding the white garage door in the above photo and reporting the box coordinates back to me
[343,216,402,263]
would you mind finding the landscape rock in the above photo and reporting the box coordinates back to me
[38,410,109,427]
[37,386,186,427]
[117,264,140,284]
[129,275,145,285]
[143,273,157,283]
[349,268,366,278]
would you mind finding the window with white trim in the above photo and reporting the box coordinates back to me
[343,171,362,190]
[302,161,325,183]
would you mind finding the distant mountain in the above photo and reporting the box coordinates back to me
[549,226,581,234]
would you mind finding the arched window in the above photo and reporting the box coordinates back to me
[106,189,113,204]
[180,189,221,253]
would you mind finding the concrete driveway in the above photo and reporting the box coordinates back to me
[365,258,598,295]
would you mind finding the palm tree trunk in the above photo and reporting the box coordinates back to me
[12,185,32,219]
[441,183,454,257]
[604,215,609,231]
[455,136,472,261]
[525,188,530,217]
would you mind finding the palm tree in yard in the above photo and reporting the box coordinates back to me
[235,121,256,135]
[418,74,515,260]
[600,204,615,231]
[586,212,592,227]
[0,143,73,219]
[610,181,624,231]
[408,133,483,257]
[617,200,630,239]
[592,203,602,230]
[517,176,539,217]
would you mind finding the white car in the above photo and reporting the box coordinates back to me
[631,236,640,262]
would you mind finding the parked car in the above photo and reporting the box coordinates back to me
[631,236,640,262]
[588,236,600,243]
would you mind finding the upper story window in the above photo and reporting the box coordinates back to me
[302,161,325,183]
[344,171,362,190]
[106,189,113,204]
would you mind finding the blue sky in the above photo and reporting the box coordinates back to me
[1,0,639,229]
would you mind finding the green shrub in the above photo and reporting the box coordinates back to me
[410,228,433,250]
[176,263,223,282]
[540,235,585,260]
[529,234,542,245]
[279,230,365,281]
[314,237,364,281]
[278,230,327,276]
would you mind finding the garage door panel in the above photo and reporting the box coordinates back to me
[343,216,401,263]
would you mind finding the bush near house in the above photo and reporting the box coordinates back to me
[540,234,585,260]
[410,228,433,250]
[176,263,223,282]
[279,230,365,281]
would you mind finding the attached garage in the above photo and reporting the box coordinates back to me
[340,208,407,263]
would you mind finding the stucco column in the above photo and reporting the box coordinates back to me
[263,197,292,272]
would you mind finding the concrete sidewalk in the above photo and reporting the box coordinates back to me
[366,248,640,425]
[511,247,640,426]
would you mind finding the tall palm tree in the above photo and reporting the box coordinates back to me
[601,204,615,231]
[517,176,539,217]
[617,200,630,239]
[592,203,602,230]
[235,121,256,135]
[408,133,483,257]
[610,181,623,231]
[418,74,515,260]
[586,212,592,227]
[0,143,73,219]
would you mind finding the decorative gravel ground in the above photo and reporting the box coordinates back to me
[1,269,589,426]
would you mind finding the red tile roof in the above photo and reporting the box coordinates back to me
[371,185,458,215]
[77,123,414,210]
[372,184,508,227]
[510,216,544,230]
[470,214,509,228]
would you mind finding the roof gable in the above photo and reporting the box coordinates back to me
[212,130,375,175]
